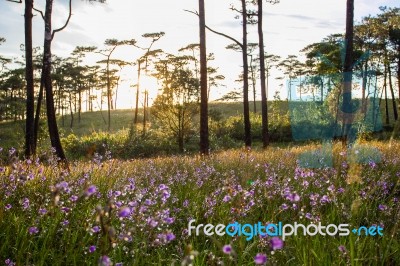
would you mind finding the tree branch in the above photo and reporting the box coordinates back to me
[52,0,72,40]
[6,0,22,3]
[184,9,243,48]
[33,6,45,20]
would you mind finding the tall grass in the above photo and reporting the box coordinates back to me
[0,141,399,265]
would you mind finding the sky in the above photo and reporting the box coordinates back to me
[0,0,398,109]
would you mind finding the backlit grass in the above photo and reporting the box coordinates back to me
[1,141,399,265]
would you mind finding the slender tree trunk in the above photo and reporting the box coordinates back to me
[78,88,82,123]
[397,48,400,123]
[241,0,251,147]
[258,0,269,148]
[43,0,67,162]
[114,78,119,110]
[178,108,184,153]
[87,85,93,112]
[69,92,74,128]
[24,0,35,157]
[383,64,389,125]
[361,61,367,114]
[250,55,257,113]
[146,89,150,122]
[106,59,111,130]
[62,98,65,127]
[387,62,398,121]
[199,0,209,155]
[134,61,141,124]
[33,75,44,149]
[342,0,354,146]
[142,90,147,135]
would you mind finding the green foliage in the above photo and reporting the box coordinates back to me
[152,55,200,151]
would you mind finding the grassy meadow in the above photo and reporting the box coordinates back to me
[0,141,399,265]
[0,102,399,265]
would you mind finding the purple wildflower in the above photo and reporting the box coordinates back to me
[149,219,158,228]
[166,232,175,242]
[222,244,232,254]
[338,245,347,253]
[337,187,345,193]
[223,195,232,202]
[92,226,100,233]
[164,217,175,224]
[320,195,330,204]
[159,184,168,190]
[88,245,96,253]
[5,259,15,266]
[61,207,71,213]
[270,237,284,250]
[22,198,30,209]
[5,204,12,210]
[28,226,39,235]
[280,203,289,210]
[378,204,387,211]
[286,193,300,202]
[254,253,267,265]
[70,195,79,202]
[98,255,112,266]
[56,181,69,190]
[85,185,97,197]
[118,206,131,218]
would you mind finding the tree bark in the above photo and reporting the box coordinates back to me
[106,58,111,130]
[383,63,389,125]
[24,0,35,157]
[43,0,67,162]
[33,74,44,149]
[250,55,257,113]
[258,0,269,148]
[387,62,398,121]
[342,0,354,146]
[199,0,209,155]
[241,0,251,147]
[78,88,81,123]
[142,90,146,134]
[134,60,141,124]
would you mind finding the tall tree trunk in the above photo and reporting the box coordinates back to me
[361,61,367,114]
[69,92,74,128]
[43,0,67,162]
[33,75,44,149]
[397,47,400,122]
[89,87,92,112]
[199,0,209,155]
[250,55,257,113]
[241,0,251,147]
[142,90,147,135]
[78,88,82,123]
[114,78,119,110]
[106,59,111,130]
[24,0,35,157]
[383,64,389,125]
[387,62,398,121]
[342,0,354,146]
[258,0,269,148]
[134,61,141,124]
